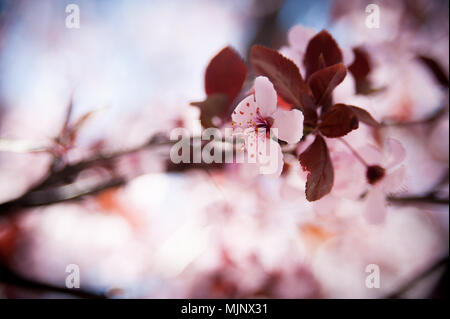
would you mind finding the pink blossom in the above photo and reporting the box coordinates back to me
[362,138,407,224]
[231,76,304,177]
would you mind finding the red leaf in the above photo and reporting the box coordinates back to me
[307,63,346,106]
[348,105,379,127]
[319,104,359,137]
[250,45,309,107]
[348,47,377,95]
[300,93,318,127]
[303,30,343,79]
[205,46,248,105]
[191,94,229,128]
[348,47,371,82]
[299,135,334,201]
[277,95,294,110]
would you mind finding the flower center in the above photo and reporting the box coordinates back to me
[255,116,274,137]
[366,165,386,185]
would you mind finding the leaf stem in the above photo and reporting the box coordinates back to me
[338,137,369,167]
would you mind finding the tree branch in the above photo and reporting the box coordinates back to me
[0,134,172,216]
[0,263,106,298]
[388,194,449,206]
[388,170,449,207]
[386,256,448,298]
[0,178,126,216]
[0,134,235,215]
[380,105,447,127]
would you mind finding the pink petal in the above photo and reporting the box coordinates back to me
[358,144,383,166]
[280,179,304,200]
[287,25,316,52]
[244,130,259,162]
[313,194,339,216]
[342,47,355,66]
[260,138,284,178]
[271,108,304,144]
[332,151,366,199]
[385,138,406,169]
[246,132,283,178]
[231,95,258,129]
[364,186,387,224]
[254,76,277,117]
[383,165,406,193]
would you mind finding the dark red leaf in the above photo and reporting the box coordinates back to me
[191,94,229,128]
[307,63,346,106]
[319,104,359,137]
[299,135,334,201]
[348,47,371,81]
[303,30,343,79]
[250,45,309,107]
[205,46,248,104]
[348,47,379,95]
[277,95,294,110]
[348,105,379,127]
[300,93,318,127]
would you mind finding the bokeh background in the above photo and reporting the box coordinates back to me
[0,0,448,298]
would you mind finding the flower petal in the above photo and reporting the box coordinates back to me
[364,186,387,224]
[385,138,406,169]
[358,144,383,166]
[332,150,366,199]
[231,95,258,129]
[271,108,304,144]
[254,76,277,117]
[259,137,284,178]
[245,132,283,178]
[383,165,406,193]
[287,25,316,52]
[342,47,355,66]
[313,194,339,216]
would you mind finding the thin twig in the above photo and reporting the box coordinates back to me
[0,263,106,298]
[0,135,173,215]
[381,106,447,128]
[0,178,126,216]
[388,170,450,207]
[338,137,369,167]
[386,256,448,298]
[388,195,449,206]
